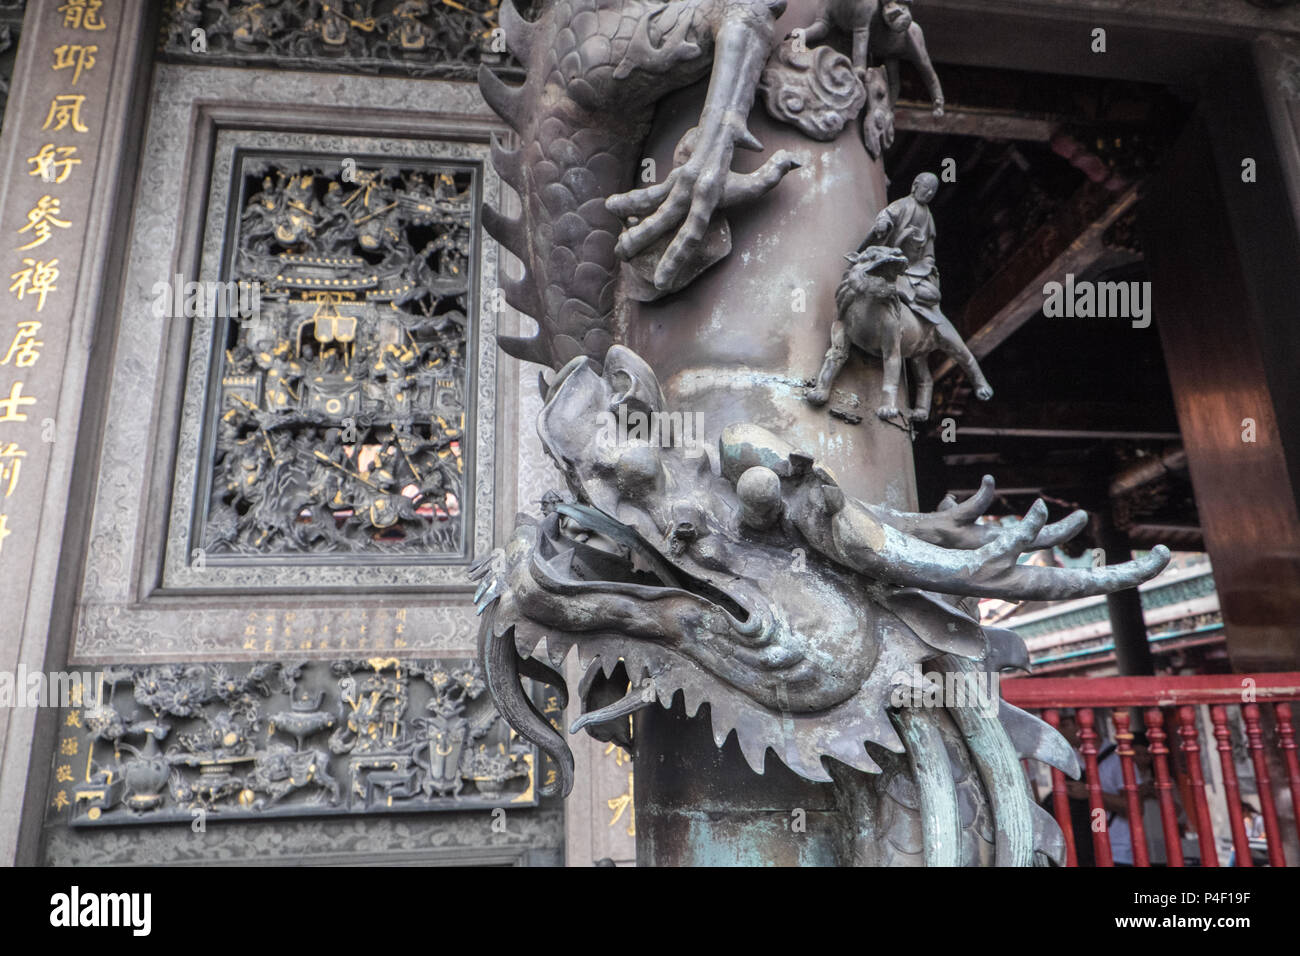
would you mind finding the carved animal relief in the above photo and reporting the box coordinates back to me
[477,0,798,367]
[809,174,994,421]
[52,660,539,826]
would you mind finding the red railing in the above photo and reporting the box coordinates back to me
[1002,673,1300,867]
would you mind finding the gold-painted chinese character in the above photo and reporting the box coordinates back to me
[52,44,98,85]
[607,772,635,836]
[58,0,107,31]
[51,790,70,810]
[0,442,25,497]
[59,738,78,756]
[0,382,38,423]
[2,321,43,369]
[9,258,59,311]
[41,95,89,133]
[0,514,12,553]
[604,742,631,767]
[16,196,71,251]
[55,764,74,783]
[27,144,81,184]
[65,710,81,728]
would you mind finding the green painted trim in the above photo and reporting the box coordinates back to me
[1029,622,1225,666]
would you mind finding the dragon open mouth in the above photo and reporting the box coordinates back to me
[542,502,755,628]
[473,497,794,798]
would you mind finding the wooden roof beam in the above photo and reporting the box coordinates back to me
[894,102,1059,142]
[930,400,1180,441]
[935,181,1142,380]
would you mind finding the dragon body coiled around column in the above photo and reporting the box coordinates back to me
[473,2,1172,865]
[480,0,799,369]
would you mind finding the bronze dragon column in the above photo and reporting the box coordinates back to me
[471,0,1170,866]
[621,0,911,864]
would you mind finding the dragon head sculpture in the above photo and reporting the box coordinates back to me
[473,346,1170,832]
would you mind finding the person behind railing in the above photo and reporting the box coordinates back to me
[1041,711,1108,866]
[1047,718,1185,866]
[1095,731,1160,866]
[1229,801,1269,866]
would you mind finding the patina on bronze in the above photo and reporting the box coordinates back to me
[472,0,1171,865]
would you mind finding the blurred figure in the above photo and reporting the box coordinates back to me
[1230,801,1268,866]
[1039,711,1113,867]
[1096,731,1158,866]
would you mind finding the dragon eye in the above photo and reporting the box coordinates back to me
[780,92,805,114]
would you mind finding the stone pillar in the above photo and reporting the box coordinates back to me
[634,700,841,867]
[625,0,912,865]
[0,0,153,863]
[563,656,638,866]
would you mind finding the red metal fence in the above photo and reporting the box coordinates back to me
[1002,673,1300,867]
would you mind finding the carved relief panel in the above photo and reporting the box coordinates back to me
[70,66,510,661]
[159,0,522,80]
[195,156,475,562]
[44,658,542,828]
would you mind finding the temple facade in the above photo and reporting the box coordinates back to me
[1,0,1298,867]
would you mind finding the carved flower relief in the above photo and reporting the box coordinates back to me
[83,703,128,746]
[453,667,485,698]
[209,664,243,702]
[759,40,867,142]
[132,665,209,719]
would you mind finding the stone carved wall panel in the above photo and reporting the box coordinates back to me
[194,157,475,562]
[158,0,527,80]
[69,66,514,663]
[42,659,542,828]
[162,127,500,591]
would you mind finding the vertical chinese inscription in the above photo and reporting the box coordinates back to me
[0,0,98,571]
